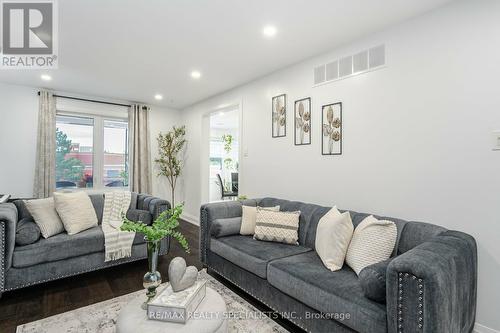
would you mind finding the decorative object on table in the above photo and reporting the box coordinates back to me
[168,257,198,292]
[147,279,207,323]
[0,194,11,203]
[322,102,342,155]
[294,97,311,145]
[155,125,187,206]
[121,204,190,309]
[272,94,286,137]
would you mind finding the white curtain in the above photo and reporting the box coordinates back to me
[129,104,152,194]
[33,91,56,198]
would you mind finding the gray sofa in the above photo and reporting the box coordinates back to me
[200,198,477,333]
[0,192,170,298]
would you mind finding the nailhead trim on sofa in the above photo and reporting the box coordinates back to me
[2,239,169,292]
[397,272,424,332]
[0,223,5,292]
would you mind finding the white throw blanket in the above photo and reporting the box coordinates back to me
[102,191,135,262]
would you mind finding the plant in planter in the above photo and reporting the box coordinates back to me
[155,126,186,206]
[121,204,189,308]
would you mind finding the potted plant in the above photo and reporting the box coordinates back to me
[155,126,187,206]
[121,204,189,308]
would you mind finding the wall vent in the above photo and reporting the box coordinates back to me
[313,44,385,86]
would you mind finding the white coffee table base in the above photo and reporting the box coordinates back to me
[116,287,228,333]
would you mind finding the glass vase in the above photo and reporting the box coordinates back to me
[142,238,161,309]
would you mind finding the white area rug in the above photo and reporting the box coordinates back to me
[16,270,288,333]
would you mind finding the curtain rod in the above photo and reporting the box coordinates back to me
[37,91,132,108]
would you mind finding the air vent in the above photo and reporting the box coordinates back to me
[313,44,385,86]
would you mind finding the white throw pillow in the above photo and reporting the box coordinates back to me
[240,205,280,235]
[24,198,65,238]
[345,215,397,275]
[315,207,354,271]
[253,208,300,245]
[53,192,98,235]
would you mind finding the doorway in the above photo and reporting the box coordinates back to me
[208,108,239,202]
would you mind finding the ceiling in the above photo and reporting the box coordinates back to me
[0,0,454,109]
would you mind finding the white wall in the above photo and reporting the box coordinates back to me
[179,0,500,330]
[0,82,181,202]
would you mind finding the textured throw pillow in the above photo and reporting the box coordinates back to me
[345,215,397,275]
[359,258,392,303]
[253,208,300,245]
[53,192,98,235]
[15,217,42,245]
[240,205,280,235]
[24,198,65,238]
[315,207,354,271]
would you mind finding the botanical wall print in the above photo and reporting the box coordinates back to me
[294,97,311,145]
[322,102,342,155]
[272,94,286,137]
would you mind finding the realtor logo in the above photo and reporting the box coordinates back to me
[1,0,58,68]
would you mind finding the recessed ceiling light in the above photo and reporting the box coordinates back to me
[41,74,52,81]
[154,94,163,100]
[262,25,277,38]
[191,70,201,79]
[219,112,224,116]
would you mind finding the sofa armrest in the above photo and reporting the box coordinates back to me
[148,198,171,220]
[0,203,18,283]
[386,230,477,333]
[199,201,243,265]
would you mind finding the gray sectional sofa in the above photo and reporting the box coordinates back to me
[0,192,170,298]
[200,198,477,333]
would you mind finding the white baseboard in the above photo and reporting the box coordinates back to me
[475,323,500,333]
[181,212,199,225]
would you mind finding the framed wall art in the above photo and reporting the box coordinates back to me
[321,102,342,155]
[272,94,286,137]
[294,97,311,145]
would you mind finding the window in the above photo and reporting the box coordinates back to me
[56,113,128,190]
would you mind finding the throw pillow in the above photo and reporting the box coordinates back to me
[315,207,354,271]
[253,208,300,245]
[24,198,65,238]
[53,192,98,235]
[345,215,397,275]
[15,217,42,245]
[211,217,242,238]
[359,258,392,303]
[240,205,280,235]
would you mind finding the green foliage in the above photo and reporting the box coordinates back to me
[155,126,187,205]
[121,204,190,253]
[222,134,233,154]
[238,195,248,200]
[120,169,129,186]
[56,128,84,182]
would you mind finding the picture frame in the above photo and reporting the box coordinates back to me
[272,94,286,137]
[321,102,342,155]
[294,97,311,145]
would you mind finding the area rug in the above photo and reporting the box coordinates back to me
[16,270,288,333]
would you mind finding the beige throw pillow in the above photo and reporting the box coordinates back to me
[24,198,65,238]
[253,208,300,245]
[345,215,397,275]
[240,205,280,235]
[53,192,98,235]
[315,207,354,271]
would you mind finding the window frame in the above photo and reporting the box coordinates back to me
[55,110,129,191]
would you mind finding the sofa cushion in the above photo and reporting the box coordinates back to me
[211,217,242,238]
[24,198,65,238]
[54,192,99,235]
[12,226,145,268]
[15,217,41,246]
[209,235,311,278]
[267,251,387,333]
[359,258,392,303]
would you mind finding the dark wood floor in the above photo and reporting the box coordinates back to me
[0,220,303,333]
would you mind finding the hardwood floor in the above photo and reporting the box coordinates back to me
[0,220,303,333]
